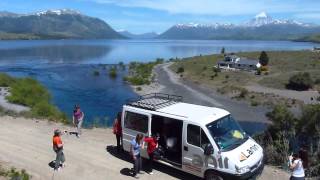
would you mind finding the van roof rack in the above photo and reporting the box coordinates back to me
[127,93,183,110]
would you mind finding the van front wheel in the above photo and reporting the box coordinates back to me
[205,171,223,180]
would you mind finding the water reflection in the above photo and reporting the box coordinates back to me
[0,45,111,64]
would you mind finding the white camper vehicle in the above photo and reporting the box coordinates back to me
[121,94,264,180]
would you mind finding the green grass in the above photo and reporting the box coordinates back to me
[124,58,164,86]
[171,51,320,90]
[171,54,255,87]
[0,73,67,122]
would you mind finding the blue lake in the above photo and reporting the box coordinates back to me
[0,39,318,129]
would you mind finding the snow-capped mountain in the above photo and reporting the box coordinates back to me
[33,9,81,16]
[174,22,235,29]
[0,9,125,39]
[244,11,312,27]
[158,12,320,40]
[244,12,274,27]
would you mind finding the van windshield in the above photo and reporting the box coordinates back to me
[206,115,248,151]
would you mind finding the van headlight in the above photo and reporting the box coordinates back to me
[235,165,250,174]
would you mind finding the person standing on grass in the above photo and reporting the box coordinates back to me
[130,133,144,178]
[73,105,84,138]
[113,112,123,152]
[144,134,159,175]
[53,129,65,171]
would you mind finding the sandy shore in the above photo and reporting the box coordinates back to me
[0,116,290,180]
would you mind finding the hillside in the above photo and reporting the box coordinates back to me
[297,33,320,43]
[158,12,320,40]
[0,9,125,40]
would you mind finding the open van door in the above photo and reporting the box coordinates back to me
[122,109,151,157]
[182,123,211,177]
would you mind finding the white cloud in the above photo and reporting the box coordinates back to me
[89,0,320,16]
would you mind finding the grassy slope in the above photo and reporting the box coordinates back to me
[171,51,320,90]
[297,34,320,43]
[0,73,67,122]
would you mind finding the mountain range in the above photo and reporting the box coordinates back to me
[158,12,320,40]
[0,10,319,41]
[118,30,158,39]
[0,9,124,40]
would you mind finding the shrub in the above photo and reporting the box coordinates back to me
[260,66,268,72]
[259,51,269,66]
[0,73,16,86]
[109,67,117,79]
[212,67,221,73]
[3,74,66,122]
[256,68,261,75]
[0,167,30,180]
[251,101,259,106]
[136,87,142,91]
[177,67,184,73]
[286,72,314,91]
[225,75,229,79]
[221,47,225,55]
[238,88,248,98]
[93,70,100,76]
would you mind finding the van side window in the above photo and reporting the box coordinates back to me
[124,111,148,133]
[201,129,210,149]
[187,124,200,147]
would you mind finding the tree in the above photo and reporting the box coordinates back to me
[266,104,296,137]
[220,47,225,55]
[259,51,269,66]
[286,72,314,91]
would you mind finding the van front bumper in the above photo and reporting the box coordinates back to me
[220,161,264,180]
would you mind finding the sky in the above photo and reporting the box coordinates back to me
[0,0,320,34]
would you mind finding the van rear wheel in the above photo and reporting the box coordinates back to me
[205,171,223,180]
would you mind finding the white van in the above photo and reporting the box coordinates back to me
[121,93,264,180]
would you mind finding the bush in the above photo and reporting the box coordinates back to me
[109,67,117,79]
[93,70,100,76]
[0,73,16,86]
[257,104,320,177]
[136,87,142,91]
[0,166,30,180]
[177,67,184,73]
[251,101,259,106]
[260,66,268,72]
[2,74,66,122]
[259,51,269,66]
[286,72,314,91]
[238,88,248,98]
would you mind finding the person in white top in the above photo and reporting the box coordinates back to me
[289,151,305,180]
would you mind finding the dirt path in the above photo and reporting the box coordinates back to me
[0,116,201,180]
[0,116,291,180]
[154,63,269,134]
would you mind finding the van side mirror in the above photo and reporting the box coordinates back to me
[204,144,214,155]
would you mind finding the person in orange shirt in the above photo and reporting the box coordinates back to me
[53,129,65,171]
